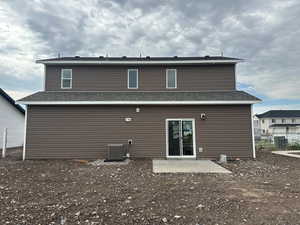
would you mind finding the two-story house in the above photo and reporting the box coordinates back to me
[255,110,300,143]
[18,56,260,160]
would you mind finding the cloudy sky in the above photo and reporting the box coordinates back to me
[0,0,299,113]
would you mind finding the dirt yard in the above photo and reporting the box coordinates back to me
[0,149,300,225]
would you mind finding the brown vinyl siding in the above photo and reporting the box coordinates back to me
[25,105,253,159]
[45,64,235,91]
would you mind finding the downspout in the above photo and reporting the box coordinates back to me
[23,105,28,161]
[251,104,256,159]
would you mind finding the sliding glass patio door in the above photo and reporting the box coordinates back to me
[167,119,195,158]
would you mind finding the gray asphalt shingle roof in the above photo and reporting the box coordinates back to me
[269,124,300,127]
[37,56,241,63]
[256,110,300,118]
[18,91,260,104]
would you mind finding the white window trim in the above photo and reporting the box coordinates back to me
[61,69,72,89]
[165,118,196,159]
[127,69,138,89]
[166,69,177,89]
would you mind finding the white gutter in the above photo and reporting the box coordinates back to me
[17,100,260,105]
[36,59,242,65]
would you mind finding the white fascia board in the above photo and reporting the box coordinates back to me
[17,100,260,105]
[36,60,242,65]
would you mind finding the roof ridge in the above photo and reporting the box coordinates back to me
[36,56,243,64]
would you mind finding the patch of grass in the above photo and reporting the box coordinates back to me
[256,140,276,151]
[287,142,300,150]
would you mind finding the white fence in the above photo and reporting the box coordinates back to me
[2,128,7,158]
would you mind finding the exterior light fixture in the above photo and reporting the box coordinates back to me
[200,113,206,120]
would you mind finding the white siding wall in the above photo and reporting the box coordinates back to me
[259,118,273,135]
[272,126,300,143]
[253,117,261,137]
[0,97,24,148]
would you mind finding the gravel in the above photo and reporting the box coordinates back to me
[0,148,300,224]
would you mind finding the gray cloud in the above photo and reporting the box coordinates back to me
[1,0,300,102]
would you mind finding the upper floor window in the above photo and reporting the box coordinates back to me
[128,69,138,89]
[271,119,276,123]
[292,118,296,123]
[61,69,72,89]
[262,119,265,124]
[282,119,286,123]
[166,69,177,88]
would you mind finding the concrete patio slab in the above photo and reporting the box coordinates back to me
[272,150,300,159]
[152,159,231,173]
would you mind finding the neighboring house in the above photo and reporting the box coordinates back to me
[253,116,261,140]
[18,56,260,160]
[255,110,300,143]
[0,88,25,149]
